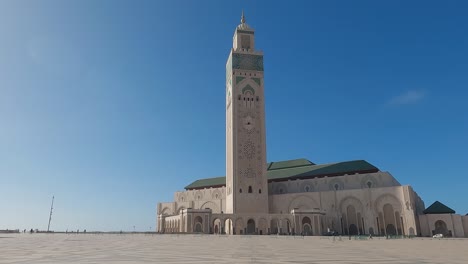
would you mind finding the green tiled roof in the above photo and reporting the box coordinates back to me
[184,176,226,190]
[267,160,377,181]
[423,201,455,214]
[185,159,378,190]
[267,158,315,170]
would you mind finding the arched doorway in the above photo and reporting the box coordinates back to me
[213,218,222,234]
[246,219,256,234]
[434,220,449,236]
[383,204,397,236]
[270,219,279,234]
[349,224,358,235]
[224,218,233,235]
[343,204,361,235]
[194,216,203,233]
[302,216,312,235]
[386,224,396,235]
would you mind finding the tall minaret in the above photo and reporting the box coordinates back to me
[226,12,269,214]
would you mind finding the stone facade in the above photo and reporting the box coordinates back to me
[156,13,467,237]
[419,212,468,237]
[157,169,428,236]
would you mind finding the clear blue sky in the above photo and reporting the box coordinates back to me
[1,0,467,231]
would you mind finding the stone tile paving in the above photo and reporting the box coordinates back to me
[0,234,467,263]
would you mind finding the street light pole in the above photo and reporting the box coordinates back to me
[47,196,54,232]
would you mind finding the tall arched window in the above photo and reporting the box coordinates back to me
[248,186,252,193]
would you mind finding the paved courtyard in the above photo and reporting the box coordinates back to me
[0,234,467,263]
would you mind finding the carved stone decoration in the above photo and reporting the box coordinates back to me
[256,171,263,185]
[232,53,264,71]
[242,167,256,178]
[242,140,256,159]
[242,115,255,132]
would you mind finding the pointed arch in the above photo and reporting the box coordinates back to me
[160,207,171,216]
[288,195,319,212]
[199,201,219,213]
[176,206,186,215]
[241,84,255,95]
[374,194,402,213]
[339,196,364,213]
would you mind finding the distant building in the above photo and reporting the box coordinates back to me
[156,13,468,237]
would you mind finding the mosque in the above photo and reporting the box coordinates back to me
[156,13,468,238]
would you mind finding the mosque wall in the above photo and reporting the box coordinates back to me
[462,216,468,237]
[268,172,400,195]
[157,168,430,236]
[419,213,467,238]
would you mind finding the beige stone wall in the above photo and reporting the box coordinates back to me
[268,172,400,195]
[158,187,226,216]
[419,215,429,236]
[419,213,467,238]
[451,214,464,237]
[268,183,419,236]
[157,173,424,235]
[462,215,468,237]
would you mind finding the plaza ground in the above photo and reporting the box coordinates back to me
[0,233,467,263]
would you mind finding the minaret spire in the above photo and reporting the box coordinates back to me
[241,10,245,24]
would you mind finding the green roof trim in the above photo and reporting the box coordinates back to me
[267,160,377,181]
[268,158,315,170]
[423,201,455,214]
[185,159,378,190]
[184,176,226,190]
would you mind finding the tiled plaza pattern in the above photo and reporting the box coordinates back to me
[0,234,467,263]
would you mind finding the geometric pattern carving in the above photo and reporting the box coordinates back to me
[232,53,264,71]
[236,76,246,84]
[242,140,256,159]
[242,84,255,95]
[252,77,261,86]
[240,167,256,178]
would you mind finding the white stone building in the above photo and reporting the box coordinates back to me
[156,13,468,237]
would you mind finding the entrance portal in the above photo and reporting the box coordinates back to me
[349,224,358,235]
[434,220,449,237]
[386,224,396,236]
[194,216,203,233]
[303,224,312,235]
[246,219,256,234]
